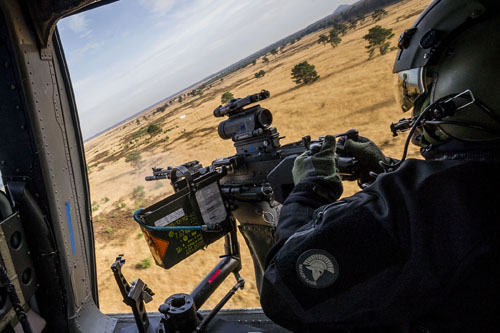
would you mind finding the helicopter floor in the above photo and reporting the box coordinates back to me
[109,307,290,332]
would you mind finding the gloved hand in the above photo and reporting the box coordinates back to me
[341,135,388,185]
[292,135,342,187]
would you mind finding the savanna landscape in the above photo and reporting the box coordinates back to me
[84,0,430,313]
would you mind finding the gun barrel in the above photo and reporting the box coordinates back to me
[145,175,169,181]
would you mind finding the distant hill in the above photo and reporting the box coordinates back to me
[333,4,353,15]
[192,0,402,84]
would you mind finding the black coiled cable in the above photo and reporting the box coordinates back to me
[0,264,32,333]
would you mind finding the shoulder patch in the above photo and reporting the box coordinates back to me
[296,249,339,288]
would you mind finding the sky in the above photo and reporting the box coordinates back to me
[58,0,357,139]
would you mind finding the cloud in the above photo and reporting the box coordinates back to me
[66,13,90,34]
[74,41,102,56]
[79,30,92,38]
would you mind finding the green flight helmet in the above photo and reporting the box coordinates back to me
[393,0,500,145]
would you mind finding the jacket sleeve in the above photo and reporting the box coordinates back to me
[260,176,410,331]
[273,176,341,243]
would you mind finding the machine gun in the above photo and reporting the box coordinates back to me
[148,90,360,203]
[114,90,360,332]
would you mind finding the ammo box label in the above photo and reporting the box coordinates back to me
[154,207,185,227]
[195,182,227,227]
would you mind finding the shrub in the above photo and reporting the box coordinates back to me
[254,70,265,78]
[291,61,320,85]
[132,127,147,139]
[134,199,147,210]
[133,185,145,199]
[221,91,234,104]
[113,212,119,218]
[137,232,143,239]
[141,258,152,269]
[146,124,162,137]
[102,197,110,203]
[92,201,99,212]
[125,151,142,168]
[106,226,113,233]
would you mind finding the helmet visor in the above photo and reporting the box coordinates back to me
[394,67,426,112]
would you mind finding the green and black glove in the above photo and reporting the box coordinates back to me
[292,135,342,189]
[342,135,388,186]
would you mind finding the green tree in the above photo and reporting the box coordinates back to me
[251,59,257,66]
[254,70,265,78]
[221,91,234,104]
[372,8,388,21]
[270,48,278,57]
[146,124,161,138]
[262,56,269,65]
[156,105,167,113]
[332,22,348,36]
[317,34,329,45]
[291,61,320,85]
[329,29,342,48]
[363,25,394,58]
[177,96,183,103]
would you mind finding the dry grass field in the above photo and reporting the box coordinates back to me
[85,0,431,313]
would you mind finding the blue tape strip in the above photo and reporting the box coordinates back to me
[65,202,76,255]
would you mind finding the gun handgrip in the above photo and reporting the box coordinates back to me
[336,156,359,181]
